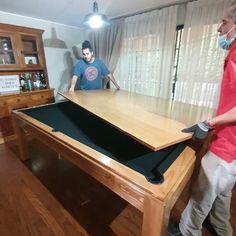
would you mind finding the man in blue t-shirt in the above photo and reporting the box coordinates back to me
[69,40,120,91]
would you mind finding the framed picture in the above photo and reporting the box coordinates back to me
[24,56,38,64]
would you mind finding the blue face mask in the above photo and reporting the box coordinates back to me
[218,26,236,50]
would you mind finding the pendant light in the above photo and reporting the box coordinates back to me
[83,1,110,28]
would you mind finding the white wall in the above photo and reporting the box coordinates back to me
[0,11,86,100]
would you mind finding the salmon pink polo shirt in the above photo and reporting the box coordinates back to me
[210,41,236,163]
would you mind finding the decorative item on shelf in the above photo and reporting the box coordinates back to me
[25,73,33,91]
[24,56,38,65]
[34,73,42,89]
[39,72,47,88]
[0,38,15,64]
[82,1,110,29]
[20,74,27,91]
[0,54,11,65]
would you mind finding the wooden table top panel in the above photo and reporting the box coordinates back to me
[59,90,192,151]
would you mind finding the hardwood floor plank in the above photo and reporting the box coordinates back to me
[0,143,88,236]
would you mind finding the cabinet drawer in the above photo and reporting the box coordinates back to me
[6,96,29,106]
[30,91,54,105]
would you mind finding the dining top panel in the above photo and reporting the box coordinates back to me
[59,90,213,151]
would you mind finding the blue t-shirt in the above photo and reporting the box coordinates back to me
[73,58,110,90]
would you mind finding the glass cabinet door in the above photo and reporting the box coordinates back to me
[0,36,16,65]
[21,35,40,66]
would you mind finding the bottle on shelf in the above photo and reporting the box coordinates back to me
[25,73,33,91]
[39,72,47,88]
[34,72,41,89]
[20,74,27,91]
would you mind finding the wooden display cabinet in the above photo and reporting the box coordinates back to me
[0,23,46,72]
[0,23,54,143]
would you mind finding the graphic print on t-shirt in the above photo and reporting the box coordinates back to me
[85,66,98,81]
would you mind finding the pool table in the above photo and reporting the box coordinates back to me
[12,90,196,236]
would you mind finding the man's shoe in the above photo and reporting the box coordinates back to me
[167,221,183,236]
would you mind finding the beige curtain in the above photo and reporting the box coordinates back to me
[114,5,178,99]
[89,18,124,73]
[174,0,233,110]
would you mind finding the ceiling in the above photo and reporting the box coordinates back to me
[0,0,186,27]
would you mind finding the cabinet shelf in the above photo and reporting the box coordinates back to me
[22,50,38,53]
[0,49,14,53]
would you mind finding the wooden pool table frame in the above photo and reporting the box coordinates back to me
[12,90,196,236]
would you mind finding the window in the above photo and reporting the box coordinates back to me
[172,23,225,108]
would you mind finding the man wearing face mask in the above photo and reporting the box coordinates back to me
[168,4,236,236]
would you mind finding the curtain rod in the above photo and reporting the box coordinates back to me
[111,0,197,20]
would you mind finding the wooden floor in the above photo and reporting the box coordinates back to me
[1,138,236,236]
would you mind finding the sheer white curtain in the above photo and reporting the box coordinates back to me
[174,0,232,109]
[114,5,178,99]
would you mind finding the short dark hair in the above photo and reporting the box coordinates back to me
[82,40,93,52]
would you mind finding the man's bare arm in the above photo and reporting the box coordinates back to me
[209,106,236,126]
[107,73,120,90]
[69,75,78,92]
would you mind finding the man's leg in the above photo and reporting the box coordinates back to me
[209,158,236,236]
[179,151,221,236]
[209,192,233,236]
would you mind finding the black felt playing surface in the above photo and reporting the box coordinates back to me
[22,101,187,184]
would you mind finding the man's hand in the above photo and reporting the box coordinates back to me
[69,87,74,92]
[182,121,214,140]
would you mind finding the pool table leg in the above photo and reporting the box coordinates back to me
[142,196,167,236]
[12,116,29,161]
